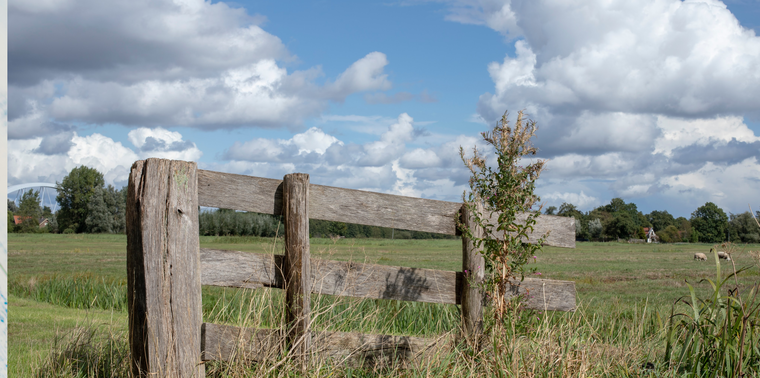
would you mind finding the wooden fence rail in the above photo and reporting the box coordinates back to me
[127,158,577,377]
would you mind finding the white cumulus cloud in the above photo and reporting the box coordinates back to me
[128,127,203,161]
[448,0,760,214]
[9,0,395,130]
[8,129,203,187]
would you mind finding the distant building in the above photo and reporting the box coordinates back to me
[644,227,658,243]
[13,215,49,228]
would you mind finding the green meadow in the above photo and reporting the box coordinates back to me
[8,233,760,376]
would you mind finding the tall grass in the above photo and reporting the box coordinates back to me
[203,297,672,377]
[28,283,676,377]
[10,273,127,312]
[35,325,130,378]
[17,239,760,377]
[27,288,760,377]
[665,246,760,377]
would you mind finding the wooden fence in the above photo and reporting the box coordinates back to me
[126,158,577,377]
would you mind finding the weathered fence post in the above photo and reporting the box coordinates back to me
[460,203,485,344]
[127,158,204,377]
[283,173,311,365]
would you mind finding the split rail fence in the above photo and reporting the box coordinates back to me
[126,158,577,377]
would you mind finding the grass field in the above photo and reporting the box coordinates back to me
[8,233,760,376]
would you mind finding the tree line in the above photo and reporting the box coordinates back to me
[7,166,127,234]
[7,165,758,243]
[7,165,454,239]
[197,209,454,239]
[545,198,759,243]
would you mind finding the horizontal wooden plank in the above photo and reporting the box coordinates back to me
[311,258,461,305]
[201,323,450,367]
[197,169,574,248]
[508,277,576,312]
[200,249,576,311]
[200,249,282,290]
[308,184,461,238]
[200,249,459,305]
[198,169,283,215]
[486,212,576,249]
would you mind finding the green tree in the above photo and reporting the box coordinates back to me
[86,186,113,233]
[676,217,691,242]
[330,222,348,237]
[85,185,127,234]
[556,203,588,239]
[7,199,19,233]
[728,212,760,243]
[557,202,582,218]
[659,225,680,243]
[588,218,602,240]
[56,166,105,233]
[544,206,557,215]
[604,198,628,213]
[636,227,646,239]
[647,210,675,233]
[47,214,59,234]
[7,210,14,233]
[690,202,728,243]
[606,212,637,239]
[17,189,43,233]
[601,198,649,229]
[690,228,700,243]
[112,186,127,234]
[7,199,18,213]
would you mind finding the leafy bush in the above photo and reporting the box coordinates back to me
[659,225,680,243]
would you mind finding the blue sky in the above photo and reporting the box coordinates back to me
[7,0,760,219]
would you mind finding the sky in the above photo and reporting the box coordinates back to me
[6,0,760,219]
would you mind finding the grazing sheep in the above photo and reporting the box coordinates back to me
[694,252,707,261]
[717,251,731,261]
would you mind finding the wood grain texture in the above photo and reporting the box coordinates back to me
[486,212,576,249]
[507,277,576,312]
[461,203,484,341]
[199,249,575,311]
[197,169,283,215]
[284,173,311,360]
[127,158,204,378]
[200,249,458,304]
[311,258,460,305]
[201,323,450,368]
[308,184,461,237]
[200,249,283,289]
[196,170,575,248]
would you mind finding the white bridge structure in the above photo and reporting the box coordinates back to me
[7,183,59,213]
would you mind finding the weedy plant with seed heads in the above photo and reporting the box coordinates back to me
[459,110,548,323]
